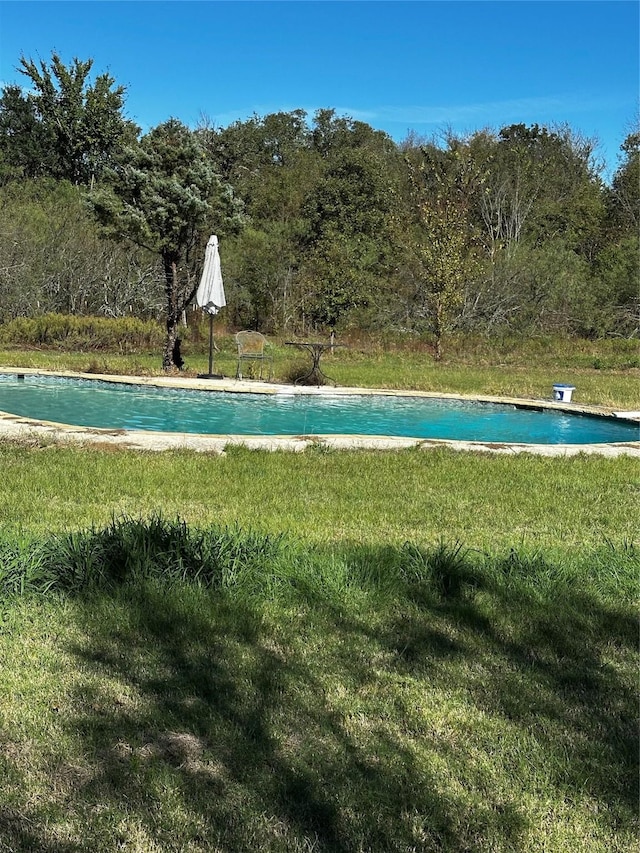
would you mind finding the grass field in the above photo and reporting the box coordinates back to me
[0,337,638,852]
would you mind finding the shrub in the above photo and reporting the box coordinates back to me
[0,313,165,352]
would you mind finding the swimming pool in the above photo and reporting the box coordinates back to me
[0,373,637,446]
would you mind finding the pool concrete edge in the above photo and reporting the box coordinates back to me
[1,367,638,457]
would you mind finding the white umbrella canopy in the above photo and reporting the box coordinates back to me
[195,235,226,377]
[196,235,226,315]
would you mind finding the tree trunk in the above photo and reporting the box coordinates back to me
[162,250,180,371]
[434,333,443,362]
[434,298,444,362]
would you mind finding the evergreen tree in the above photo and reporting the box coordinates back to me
[92,119,245,369]
[1,53,138,186]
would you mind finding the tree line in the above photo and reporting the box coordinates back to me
[0,53,637,368]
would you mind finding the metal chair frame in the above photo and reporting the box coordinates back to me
[235,331,273,380]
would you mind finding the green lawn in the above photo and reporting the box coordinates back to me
[0,338,638,851]
[0,443,637,552]
[0,525,637,852]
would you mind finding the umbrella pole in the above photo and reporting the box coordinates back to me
[208,313,214,376]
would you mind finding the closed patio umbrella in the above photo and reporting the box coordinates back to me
[195,235,226,378]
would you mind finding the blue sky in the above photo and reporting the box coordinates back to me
[0,1,637,178]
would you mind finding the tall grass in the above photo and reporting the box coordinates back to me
[0,516,292,596]
[0,313,165,351]
[1,513,636,607]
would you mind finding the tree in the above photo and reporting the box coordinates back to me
[200,110,311,201]
[424,124,609,335]
[310,108,396,158]
[607,130,639,235]
[92,119,244,369]
[0,85,56,181]
[597,130,640,335]
[398,147,480,359]
[490,123,604,257]
[1,52,138,186]
[406,197,478,360]
[298,147,398,336]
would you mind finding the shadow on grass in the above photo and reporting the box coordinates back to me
[1,532,637,851]
[0,807,85,853]
[61,589,475,852]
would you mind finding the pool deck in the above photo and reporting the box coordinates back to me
[0,367,638,457]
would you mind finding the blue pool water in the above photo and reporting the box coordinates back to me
[0,374,637,445]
